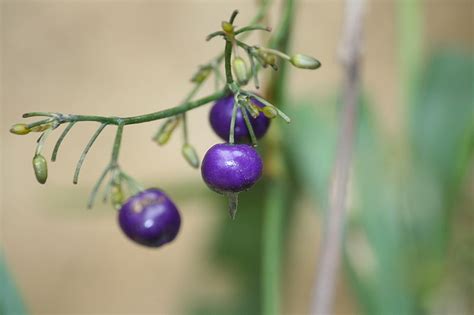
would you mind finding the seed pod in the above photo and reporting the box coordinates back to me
[153,117,179,145]
[232,57,248,85]
[111,183,124,210]
[290,54,321,70]
[221,21,234,33]
[32,154,48,184]
[181,143,200,169]
[10,123,30,135]
[262,106,278,119]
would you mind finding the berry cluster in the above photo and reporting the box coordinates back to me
[10,10,320,248]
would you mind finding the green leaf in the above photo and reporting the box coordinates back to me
[0,253,28,315]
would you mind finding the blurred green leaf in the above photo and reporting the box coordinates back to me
[345,51,473,315]
[409,50,474,200]
[0,253,28,315]
[284,97,338,206]
[284,50,473,315]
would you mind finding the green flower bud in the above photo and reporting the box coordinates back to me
[33,154,48,184]
[262,106,278,119]
[221,21,234,34]
[10,123,30,135]
[245,101,260,118]
[258,51,277,67]
[153,117,179,145]
[181,143,200,169]
[290,54,321,70]
[111,183,124,210]
[232,57,248,85]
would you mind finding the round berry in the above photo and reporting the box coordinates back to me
[201,143,263,194]
[118,188,181,248]
[209,94,270,143]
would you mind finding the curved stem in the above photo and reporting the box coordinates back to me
[61,90,226,126]
[51,122,75,162]
[73,123,107,184]
[87,166,111,209]
[235,25,271,36]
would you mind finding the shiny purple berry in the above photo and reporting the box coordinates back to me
[201,143,263,219]
[209,94,271,143]
[201,143,263,193]
[118,188,181,248]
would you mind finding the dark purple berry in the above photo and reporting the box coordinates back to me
[209,94,270,143]
[201,143,263,194]
[118,188,181,248]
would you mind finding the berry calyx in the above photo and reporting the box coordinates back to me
[118,188,181,248]
[209,94,270,143]
[201,143,263,218]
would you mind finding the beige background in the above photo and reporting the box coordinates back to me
[1,0,472,314]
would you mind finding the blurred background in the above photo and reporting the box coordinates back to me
[1,0,472,314]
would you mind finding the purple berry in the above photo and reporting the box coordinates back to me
[209,94,271,143]
[118,188,181,247]
[201,143,263,194]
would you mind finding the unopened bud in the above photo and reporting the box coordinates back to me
[290,54,321,70]
[10,123,30,135]
[33,154,48,184]
[262,106,278,119]
[181,144,200,169]
[153,117,179,145]
[260,51,277,66]
[232,57,248,85]
[221,21,234,34]
[245,101,260,118]
[111,183,124,210]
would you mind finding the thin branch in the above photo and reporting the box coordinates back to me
[73,123,107,184]
[110,124,124,165]
[228,97,239,144]
[311,0,366,314]
[240,104,258,146]
[87,166,111,209]
[234,25,271,36]
[51,122,75,162]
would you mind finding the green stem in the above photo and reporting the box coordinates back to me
[61,90,226,126]
[229,98,238,144]
[258,47,291,61]
[262,179,287,315]
[261,0,295,314]
[111,124,124,165]
[234,25,271,36]
[241,104,258,146]
[224,40,234,85]
[51,122,75,162]
[73,123,107,184]
[87,166,111,209]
